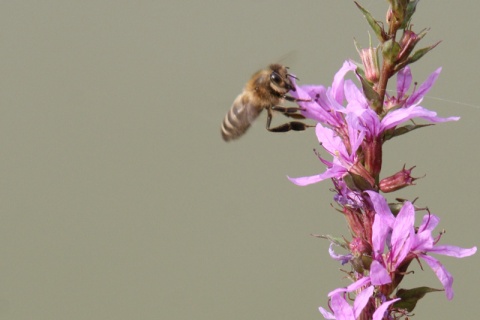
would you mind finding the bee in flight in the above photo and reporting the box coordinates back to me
[221,64,312,142]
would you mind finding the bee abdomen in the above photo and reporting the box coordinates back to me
[221,95,260,141]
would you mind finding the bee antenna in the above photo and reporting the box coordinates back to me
[287,73,299,80]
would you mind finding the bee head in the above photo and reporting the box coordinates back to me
[268,64,296,95]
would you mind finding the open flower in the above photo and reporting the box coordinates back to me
[288,61,459,188]
[319,270,399,320]
[367,191,477,299]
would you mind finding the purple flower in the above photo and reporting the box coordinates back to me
[288,61,459,187]
[367,191,477,300]
[319,271,399,320]
[288,119,366,186]
[319,285,374,320]
[332,179,364,209]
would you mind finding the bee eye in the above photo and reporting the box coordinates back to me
[270,72,282,84]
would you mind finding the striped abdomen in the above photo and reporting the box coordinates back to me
[221,93,262,141]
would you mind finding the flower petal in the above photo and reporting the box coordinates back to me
[428,245,477,258]
[287,173,331,186]
[396,66,412,100]
[370,260,391,285]
[330,294,355,320]
[366,191,394,255]
[287,164,346,186]
[390,201,415,268]
[372,298,401,320]
[316,124,347,157]
[318,307,336,320]
[328,277,371,297]
[332,60,357,104]
[381,105,459,132]
[406,67,441,106]
[418,213,440,233]
[353,286,374,319]
[329,243,353,265]
[421,254,454,300]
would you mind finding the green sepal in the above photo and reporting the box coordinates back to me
[344,172,374,192]
[382,39,401,64]
[355,70,382,113]
[394,287,443,312]
[388,202,403,216]
[401,0,420,29]
[395,41,441,72]
[354,1,387,42]
[351,255,373,274]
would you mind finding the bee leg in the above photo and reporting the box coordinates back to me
[282,113,305,120]
[284,95,311,102]
[271,105,306,120]
[266,108,314,133]
[267,121,313,133]
[271,105,305,114]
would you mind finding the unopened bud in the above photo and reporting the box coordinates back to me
[386,7,393,24]
[387,0,408,28]
[398,30,420,62]
[379,165,420,193]
[360,47,380,83]
[382,39,401,66]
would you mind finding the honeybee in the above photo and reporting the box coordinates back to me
[221,64,311,142]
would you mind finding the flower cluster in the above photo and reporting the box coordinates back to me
[285,1,477,319]
[288,60,458,189]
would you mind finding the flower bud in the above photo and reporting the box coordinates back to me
[387,0,408,28]
[363,136,383,181]
[359,47,380,83]
[379,165,419,193]
[397,30,420,62]
[382,39,401,66]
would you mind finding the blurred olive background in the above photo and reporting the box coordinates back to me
[0,1,478,319]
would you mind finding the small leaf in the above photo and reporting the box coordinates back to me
[384,123,434,141]
[354,1,387,42]
[395,41,442,71]
[401,0,420,29]
[394,287,443,312]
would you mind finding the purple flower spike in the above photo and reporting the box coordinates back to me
[279,4,477,318]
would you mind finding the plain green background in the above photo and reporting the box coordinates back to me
[0,1,478,319]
